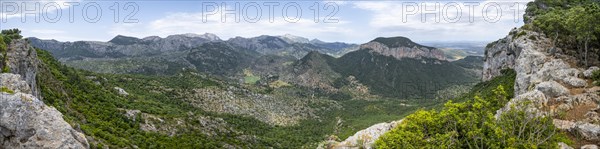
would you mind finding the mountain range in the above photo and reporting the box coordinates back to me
[29,34,482,99]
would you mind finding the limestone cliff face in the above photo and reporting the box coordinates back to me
[0,73,89,148]
[484,28,600,146]
[361,37,446,61]
[6,39,41,99]
[0,39,89,148]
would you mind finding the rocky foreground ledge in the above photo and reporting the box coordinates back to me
[0,73,89,148]
[485,28,600,148]
[0,37,89,149]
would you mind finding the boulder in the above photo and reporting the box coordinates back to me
[563,77,587,88]
[582,144,599,149]
[584,66,599,78]
[535,81,569,98]
[0,73,32,94]
[575,122,600,141]
[114,87,129,96]
[558,142,573,149]
[0,92,89,148]
[334,120,403,149]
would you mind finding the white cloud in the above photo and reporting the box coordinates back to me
[351,0,532,42]
[109,7,357,42]
[31,29,64,34]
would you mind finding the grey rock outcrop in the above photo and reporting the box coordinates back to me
[361,38,446,61]
[484,26,600,146]
[535,81,569,98]
[0,73,32,94]
[322,120,403,149]
[114,87,129,96]
[482,32,520,81]
[582,144,599,149]
[6,39,41,99]
[558,142,574,149]
[575,123,600,141]
[0,73,88,148]
[584,66,599,78]
[0,38,88,148]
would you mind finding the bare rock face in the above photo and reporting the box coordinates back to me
[0,73,32,94]
[582,144,599,149]
[113,87,129,96]
[535,81,569,98]
[0,73,88,148]
[575,123,600,141]
[0,39,88,148]
[482,34,519,81]
[6,39,41,99]
[485,27,600,147]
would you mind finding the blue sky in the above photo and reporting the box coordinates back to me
[1,0,531,43]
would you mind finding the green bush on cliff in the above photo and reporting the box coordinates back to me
[0,34,10,73]
[531,0,600,66]
[1,29,22,44]
[0,86,14,94]
[375,70,569,148]
[593,70,600,86]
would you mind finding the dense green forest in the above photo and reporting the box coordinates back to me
[376,70,571,148]
[529,0,600,66]
[333,49,478,99]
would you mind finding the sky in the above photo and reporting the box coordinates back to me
[0,0,531,44]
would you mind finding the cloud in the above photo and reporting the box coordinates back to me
[31,29,65,34]
[351,0,532,41]
[109,5,357,42]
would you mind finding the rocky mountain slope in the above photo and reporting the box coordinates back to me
[0,38,88,148]
[28,34,358,76]
[277,37,481,99]
[481,0,600,147]
[485,27,600,147]
[325,0,600,147]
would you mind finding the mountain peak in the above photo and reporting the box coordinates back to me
[371,36,433,49]
[362,36,445,60]
[109,35,141,45]
[279,34,310,43]
[179,33,221,41]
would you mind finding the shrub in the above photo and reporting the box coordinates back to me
[0,86,14,94]
[592,70,600,86]
[376,86,568,148]
[376,70,568,148]
[1,28,22,44]
[513,31,527,39]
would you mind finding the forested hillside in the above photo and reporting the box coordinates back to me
[34,46,444,148]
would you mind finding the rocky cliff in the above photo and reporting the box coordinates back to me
[484,28,600,147]
[5,39,41,99]
[0,39,89,148]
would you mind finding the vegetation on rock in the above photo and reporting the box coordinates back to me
[593,70,600,86]
[376,70,570,148]
[530,0,600,66]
